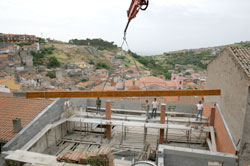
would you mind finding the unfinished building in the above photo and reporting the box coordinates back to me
[1,91,239,166]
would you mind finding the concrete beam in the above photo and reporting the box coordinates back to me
[26,89,221,98]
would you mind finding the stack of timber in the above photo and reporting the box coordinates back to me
[56,147,114,166]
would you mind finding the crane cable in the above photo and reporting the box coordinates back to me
[101,36,149,98]
[101,0,149,98]
[120,36,149,96]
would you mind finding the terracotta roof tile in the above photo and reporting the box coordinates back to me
[0,54,8,58]
[230,47,250,79]
[0,96,53,142]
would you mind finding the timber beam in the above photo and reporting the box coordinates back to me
[26,89,221,98]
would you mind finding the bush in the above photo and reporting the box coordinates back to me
[95,62,110,69]
[117,56,125,60]
[17,42,33,47]
[38,37,46,44]
[185,72,191,76]
[89,60,94,65]
[31,50,44,66]
[164,72,172,80]
[81,78,88,82]
[48,56,60,68]
[46,72,56,78]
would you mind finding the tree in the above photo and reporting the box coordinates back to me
[95,62,110,69]
[46,72,56,79]
[48,56,60,68]
[184,72,191,76]
[164,72,172,80]
[81,78,88,82]
[89,60,94,65]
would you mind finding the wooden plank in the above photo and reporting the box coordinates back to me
[26,89,221,98]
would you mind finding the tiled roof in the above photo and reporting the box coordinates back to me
[0,54,8,58]
[93,85,115,91]
[0,96,53,142]
[230,47,250,79]
[76,81,94,87]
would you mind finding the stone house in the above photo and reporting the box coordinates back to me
[20,51,33,67]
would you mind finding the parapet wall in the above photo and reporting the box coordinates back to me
[203,104,237,154]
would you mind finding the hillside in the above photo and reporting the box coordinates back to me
[38,39,145,71]
[131,41,250,79]
[37,39,250,79]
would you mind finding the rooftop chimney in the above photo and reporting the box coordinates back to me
[12,118,22,133]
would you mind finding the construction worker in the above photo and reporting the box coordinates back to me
[196,101,203,121]
[64,98,70,109]
[151,98,158,118]
[96,97,101,113]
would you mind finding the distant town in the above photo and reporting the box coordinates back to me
[0,33,218,102]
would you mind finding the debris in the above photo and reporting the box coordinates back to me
[56,147,114,166]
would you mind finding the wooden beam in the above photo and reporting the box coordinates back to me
[26,89,221,98]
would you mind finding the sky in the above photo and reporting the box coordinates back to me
[0,0,250,55]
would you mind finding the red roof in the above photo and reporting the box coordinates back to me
[0,96,53,142]
[93,85,115,91]
[230,47,250,79]
[76,81,94,87]
[0,54,8,58]
[23,44,36,48]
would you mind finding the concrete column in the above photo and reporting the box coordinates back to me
[106,101,111,139]
[159,104,166,144]
[210,107,216,126]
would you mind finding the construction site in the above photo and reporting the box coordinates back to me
[1,89,241,166]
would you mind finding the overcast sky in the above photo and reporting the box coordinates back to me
[0,0,250,55]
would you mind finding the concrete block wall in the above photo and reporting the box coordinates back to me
[3,98,66,151]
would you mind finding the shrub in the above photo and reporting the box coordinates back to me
[48,56,60,68]
[95,62,110,69]
[89,60,95,65]
[46,72,56,78]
